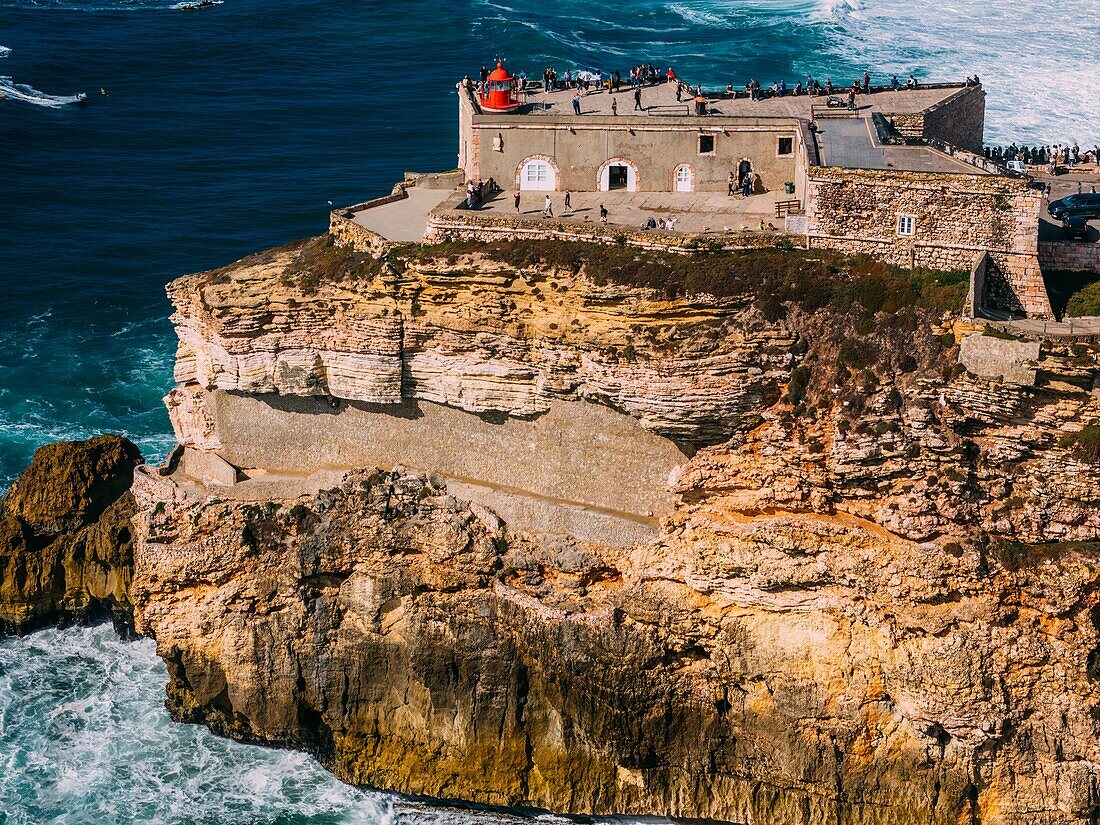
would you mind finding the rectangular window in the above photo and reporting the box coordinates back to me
[897,214,916,236]
[698,134,715,154]
[777,137,794,156]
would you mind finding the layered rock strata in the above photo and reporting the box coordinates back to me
[132,236,1100,823]
[0,435,142,633]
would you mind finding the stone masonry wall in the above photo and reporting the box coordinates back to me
[329,211,394,256]
[425,204,791,254]
[882,86,985,153]
[920,86,986,153]
[1039,241,1100,274]
[804,166,1050,316]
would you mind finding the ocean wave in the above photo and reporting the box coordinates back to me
[810,0,864,23]
[0,76,85,107]
[0,626,665,825]
[817,0,1099,143]
[0,46,11,58]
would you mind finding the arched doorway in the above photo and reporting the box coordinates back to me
[597,158,639,192]
[518,157,557,191]
[737,157,755,194]
[674,164,694,192]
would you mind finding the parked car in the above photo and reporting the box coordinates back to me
[1062,215,1092,241]
[1048,192,1100,220]
[1005,160,1028,178]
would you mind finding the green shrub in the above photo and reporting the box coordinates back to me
[1066,280,1100,318]
[839,339,877,369]
[784,365,811,405]
[1060,425,1100,463]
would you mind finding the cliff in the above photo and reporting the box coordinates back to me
[36,236,1100,823]
[0,434,142,634]
[137,236,1100,822]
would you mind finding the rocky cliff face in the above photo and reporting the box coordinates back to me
[130,238,1100,823]
[0,435,142,634]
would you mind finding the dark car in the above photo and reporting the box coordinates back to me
[1063,215,1092,241]
[1048,192,1100,220]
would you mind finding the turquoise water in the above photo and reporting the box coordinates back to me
[0,0,1096,821]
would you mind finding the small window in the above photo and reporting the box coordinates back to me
[698,134,715,154]
[777,137,794,156]
[897,214,916,236]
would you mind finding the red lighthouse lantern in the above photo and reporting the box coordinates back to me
[481,60,521,112]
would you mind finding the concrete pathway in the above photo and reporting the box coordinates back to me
[352,188,455,242]
[467,189,788,234]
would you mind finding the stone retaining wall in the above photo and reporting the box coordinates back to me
[804,165,1051,316]
[329,211,394,256]
[425,207,792,254]
[191,389,686,547]
[1039,241,1100,274]
[882,85,985,153]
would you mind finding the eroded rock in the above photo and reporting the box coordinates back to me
[0,434,142,634]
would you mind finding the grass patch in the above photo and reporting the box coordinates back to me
[408,239,968,316]
[996,539,1100,572]
[1060,425,1100,464]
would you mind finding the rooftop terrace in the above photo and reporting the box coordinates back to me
[500,81,965,122]
[471,80,986,175]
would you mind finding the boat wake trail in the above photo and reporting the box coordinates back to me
[0,76,85,107]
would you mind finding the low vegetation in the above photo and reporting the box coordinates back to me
[1060,425,1100,464]
[996,539,1100,572]
[1065,280,1100,318]
[408,239,969,317]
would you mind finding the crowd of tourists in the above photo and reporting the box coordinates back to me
[987,142,1100,170]
[533,63,672,93]
[461,177,499,210]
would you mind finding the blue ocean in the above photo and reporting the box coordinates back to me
[0,0,1096,821]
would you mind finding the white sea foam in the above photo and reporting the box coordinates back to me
[0,76,85,107]
[0,625,668,824]
[0,46,12,58]
[812,0,1100,144]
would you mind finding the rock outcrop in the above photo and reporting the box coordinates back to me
[123,237,1100,822]
[0,434,142,634]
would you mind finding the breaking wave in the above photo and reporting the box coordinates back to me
[0,46,12,58]
[0,624,663,825]
[811,0,1099,144]
[0,76,84,107]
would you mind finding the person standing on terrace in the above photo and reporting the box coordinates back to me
[572,90,582,115]
[634,86,643,110]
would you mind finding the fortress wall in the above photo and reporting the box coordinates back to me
[804,166,1050,316]
[424,207,789,251]
[1039,241,1100,274]
[181,388,687,544]
[883,86,985,153]
[918,86,986,153]
[472,120,799,194]
[329,211,395,255]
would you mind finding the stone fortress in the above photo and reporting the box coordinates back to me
[161,63,1100,547]
[332,63,1100,322]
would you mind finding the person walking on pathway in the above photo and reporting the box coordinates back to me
[564,190,572,214]
[572,91,582,115]
[611,96,618,116]
[514,192,521,213]
[727,172,735,196]
[543,195,553,217]
[634,87,642,110]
